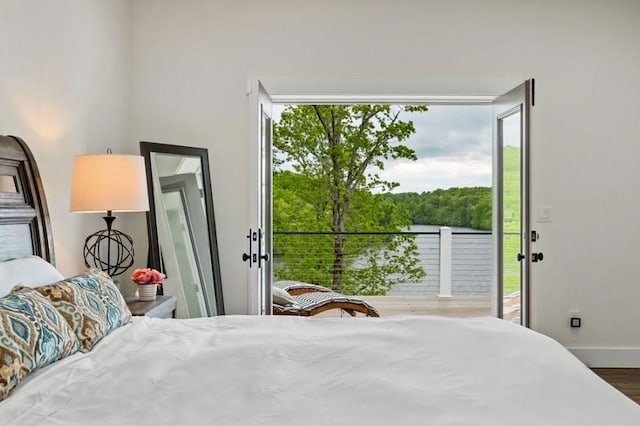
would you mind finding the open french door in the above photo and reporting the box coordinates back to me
[246,80,273,315]
[493,80,533,326]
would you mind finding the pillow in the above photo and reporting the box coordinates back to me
[272,286,297,306]
[0,290,79,401]
[0,256,65,297]
[24,269,132,352]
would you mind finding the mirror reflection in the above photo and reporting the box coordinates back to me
[140,142,224,318]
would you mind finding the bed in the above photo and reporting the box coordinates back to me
[0,135,639,425]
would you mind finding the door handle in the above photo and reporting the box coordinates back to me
[518,253,544,262]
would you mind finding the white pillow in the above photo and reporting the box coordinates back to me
[0,256,65,297]
[272,286,297,306]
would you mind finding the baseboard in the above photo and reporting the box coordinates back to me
[568,347,640,368]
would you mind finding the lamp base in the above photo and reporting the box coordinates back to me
[83,228,134,277]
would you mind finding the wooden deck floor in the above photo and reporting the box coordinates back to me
[314,295,493,318]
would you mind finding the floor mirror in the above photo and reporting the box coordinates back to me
[140,141,224,317]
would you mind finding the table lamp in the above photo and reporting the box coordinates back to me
[70,149,149,277]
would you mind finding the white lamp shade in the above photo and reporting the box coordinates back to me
[69,154,150,213]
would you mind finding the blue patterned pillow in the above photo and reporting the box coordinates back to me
[28,269,132,352]
[0,291,79,401]
[67,269,132,332]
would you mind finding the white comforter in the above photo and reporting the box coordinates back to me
[1,315,639,425]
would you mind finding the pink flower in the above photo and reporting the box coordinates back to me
[131,268,165,285]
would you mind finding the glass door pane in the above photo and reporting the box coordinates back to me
[493,80,531,326]
[260,106,273,315]
[500,110,522,323]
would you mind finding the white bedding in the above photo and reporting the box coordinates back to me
[1,315,638,425]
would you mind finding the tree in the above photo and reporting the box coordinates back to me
[274,105,428,294]
[386,187,492,230]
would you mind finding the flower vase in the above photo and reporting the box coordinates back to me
[137,284,157,301]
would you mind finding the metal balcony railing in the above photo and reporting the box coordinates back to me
[273,227,493,297]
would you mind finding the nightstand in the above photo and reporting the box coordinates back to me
[126,295,177,319]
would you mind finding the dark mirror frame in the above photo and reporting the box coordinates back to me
[140,141,224,315]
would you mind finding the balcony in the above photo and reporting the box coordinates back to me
[274,227,518,319]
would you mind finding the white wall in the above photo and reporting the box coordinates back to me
[0,0,146,295]
[1,0,637,366]
[131,0,640,365]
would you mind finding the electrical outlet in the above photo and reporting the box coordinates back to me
[569,309,581,328]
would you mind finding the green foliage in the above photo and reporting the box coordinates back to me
[273,104,428,295]
[387,187,493,230]
[273,171,328,231]
[273,171,425,295]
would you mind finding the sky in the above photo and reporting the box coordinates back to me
[272,104,493,194]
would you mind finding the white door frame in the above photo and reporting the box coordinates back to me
[247,80,274,315]
[248,80,532,317]
[492,80,533,326]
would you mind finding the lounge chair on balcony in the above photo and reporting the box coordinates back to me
[272,280,380,317]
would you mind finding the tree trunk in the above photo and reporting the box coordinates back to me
[330,190,350,293]
[331,233,345,293]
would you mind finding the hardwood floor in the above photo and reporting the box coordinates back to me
[592,369,640,405]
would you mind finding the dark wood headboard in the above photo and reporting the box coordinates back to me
[0,135,55,264]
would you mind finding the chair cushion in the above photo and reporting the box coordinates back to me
[272,286,297,306]
[0,290,79,401]
[273,280,331,294]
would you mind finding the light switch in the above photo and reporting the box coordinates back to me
[537,206,552,222]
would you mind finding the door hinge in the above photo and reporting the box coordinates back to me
[530,78,535,107]
[242,228,255,267]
